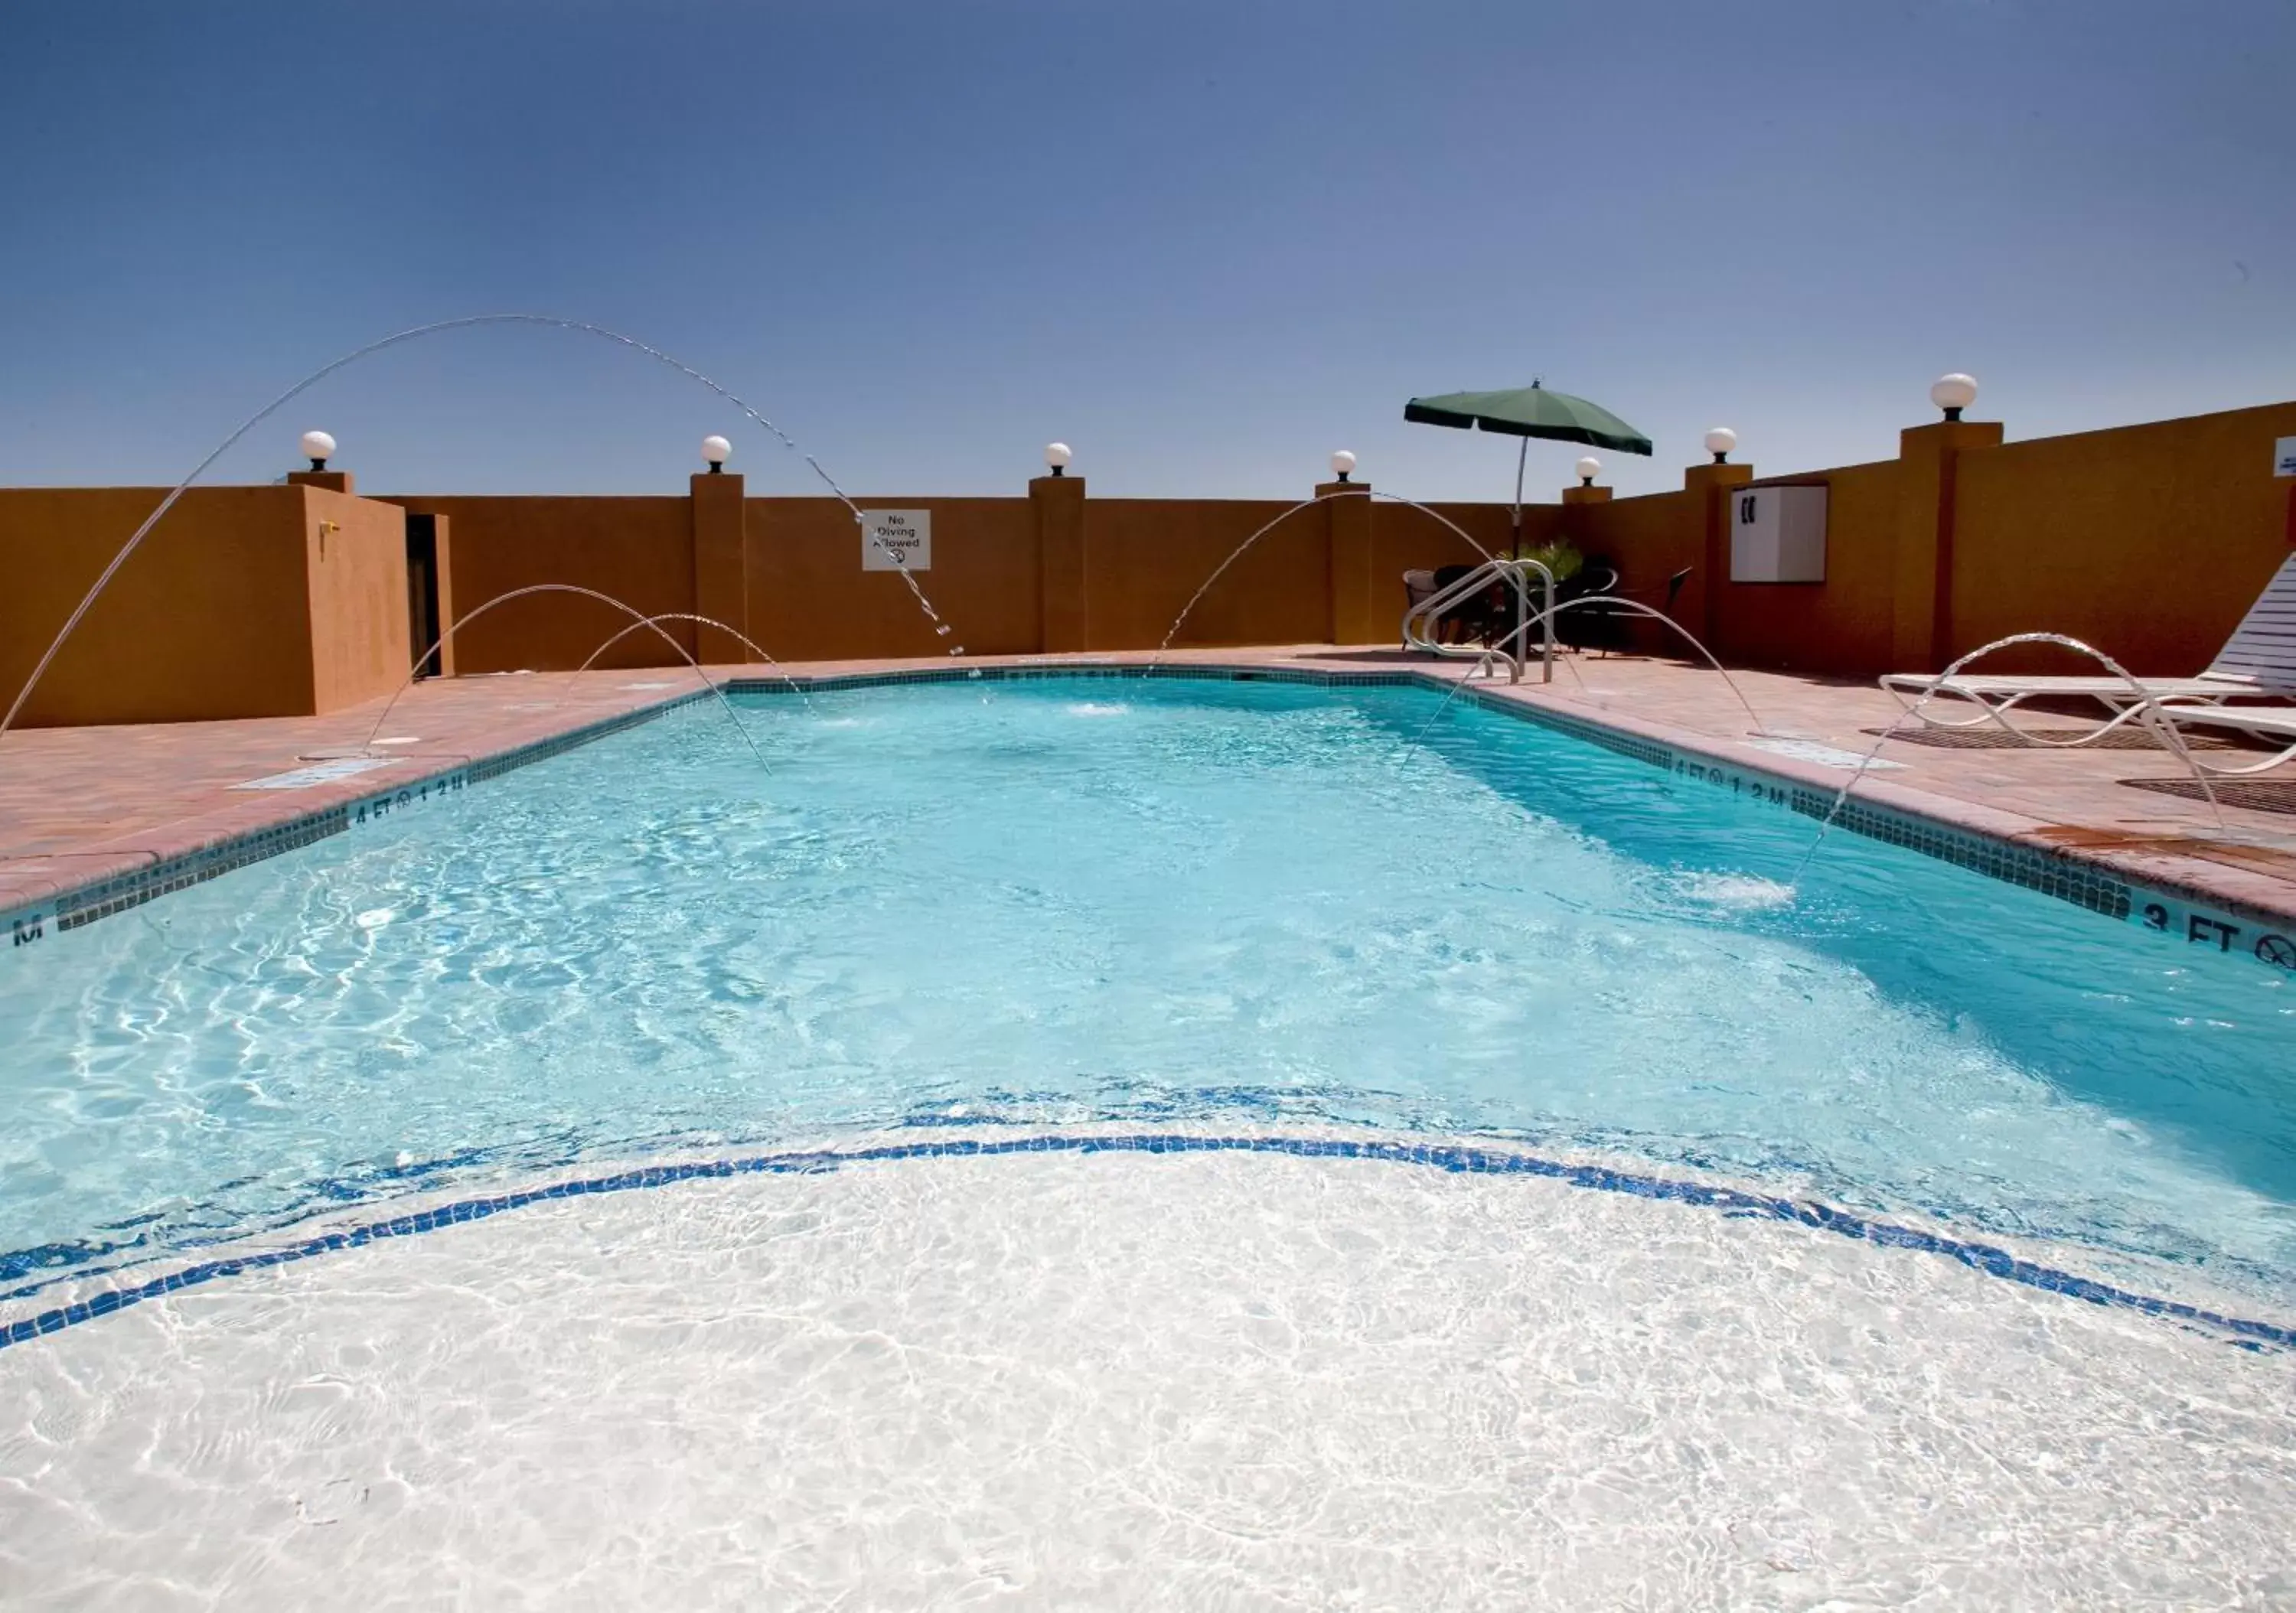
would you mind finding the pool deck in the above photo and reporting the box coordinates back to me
[5,646,2296,945]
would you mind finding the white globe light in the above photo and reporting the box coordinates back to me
[1329,449,1358,478]
[1703,427,1738,458]
[299,430,336,465]
[1044,442,1073,470]
[701,434,732,468]
[1929,373,1979,415]
[1575,455,1602,483]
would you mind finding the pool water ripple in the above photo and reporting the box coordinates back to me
[2,677,2292,1315]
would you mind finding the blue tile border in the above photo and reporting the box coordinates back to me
[5,691,713,960]
[2,1129,2286,1357]
[23,806,355,940]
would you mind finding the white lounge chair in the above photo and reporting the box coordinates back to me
[1880,554,2296,744]
[1401,569,1437,648]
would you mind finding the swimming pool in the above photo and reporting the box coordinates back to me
[3,672,2290,1317]
[7,670,2296,1605]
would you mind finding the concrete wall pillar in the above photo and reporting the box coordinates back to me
[1890,419,2004,672]
[690,471,748,663]
[1034,473,1088,651]
[1557,482,1613,551]
[1554,484,1614,627]
[1683,461,1753,645]
[1320,481,1375,644]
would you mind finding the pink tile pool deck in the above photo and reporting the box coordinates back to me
[6,647,2296,970]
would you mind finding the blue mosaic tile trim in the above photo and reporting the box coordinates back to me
[723,663,1424,697]
[1431,674,2157,929]
[1786,788,2133,921]
[462,690,710,784]
[9,692,718,953]
[50,807,349,931]
[1455,683,1676,770]
[3,1132,2284,1356]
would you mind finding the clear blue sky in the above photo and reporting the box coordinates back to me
[2,1,2289,502]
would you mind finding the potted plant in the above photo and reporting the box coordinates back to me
[1509,539,1583,585]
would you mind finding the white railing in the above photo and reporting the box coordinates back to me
[1401,558,1556,684]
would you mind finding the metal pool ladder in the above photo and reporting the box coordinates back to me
[1401,557,1556,685]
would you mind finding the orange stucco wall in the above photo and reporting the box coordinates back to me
[0,485,408,727]
[1555,400,2296,679]
[392,425,2296,683]
[748,497,1043,660]
[1557,460,1910,676]
[1559,488,1698,656]
[8,396,2294,726]
[1948,401,2296,674]
[383,495,695,674]
[1083,499,1323,648]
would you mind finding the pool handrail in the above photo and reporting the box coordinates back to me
[1402,557,1555,685]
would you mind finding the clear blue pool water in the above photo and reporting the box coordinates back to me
[3,675,2291,1305]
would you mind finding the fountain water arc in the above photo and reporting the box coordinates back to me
[1145,486,1557,681]
[1146,492,1328,670]
[1409,594,1776,748]
[1790,631,2227,884]
[1,313,965,748]
[543,613,816,716]
[1504,595,1773,737]
[354,584,773,771]
[1141,486,1784,754]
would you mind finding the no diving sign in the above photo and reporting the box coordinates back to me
[861,510,931,572]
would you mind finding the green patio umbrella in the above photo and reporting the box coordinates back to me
[1404,380,1653,543]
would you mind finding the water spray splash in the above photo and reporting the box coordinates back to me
[1,314,964,746]
[1670,871,1799,910]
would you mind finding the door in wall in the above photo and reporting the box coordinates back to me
[406,515,443,678]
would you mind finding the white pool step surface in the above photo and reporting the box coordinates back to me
[4,1144,2293,1609]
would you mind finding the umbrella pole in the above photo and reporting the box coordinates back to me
[1510,436,1527,553]
[1510,435,1530,657]
[1506,431,1543,665]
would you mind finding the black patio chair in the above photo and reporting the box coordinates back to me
[1570,569,1699,656]
[1427,563,1505,646]
[1555,558,1626,655]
